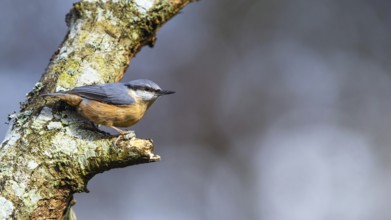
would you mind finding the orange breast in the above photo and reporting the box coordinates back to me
[77,99,148,127]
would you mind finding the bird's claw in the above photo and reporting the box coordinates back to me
[114,130,136,147]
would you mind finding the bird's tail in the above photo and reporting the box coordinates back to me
[41,92,82,106]
[41,92,63,97]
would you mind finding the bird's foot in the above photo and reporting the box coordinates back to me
[114,130,136,147]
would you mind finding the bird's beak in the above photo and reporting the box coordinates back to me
[158,90,175,96]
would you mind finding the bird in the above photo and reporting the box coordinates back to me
[42,79,175,135]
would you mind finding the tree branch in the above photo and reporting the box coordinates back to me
[0,0,191,219]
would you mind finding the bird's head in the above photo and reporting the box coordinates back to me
[125,79,175,105]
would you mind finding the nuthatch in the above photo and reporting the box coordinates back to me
[43,79,175,135]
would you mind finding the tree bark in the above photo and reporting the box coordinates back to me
[0,0,191,219]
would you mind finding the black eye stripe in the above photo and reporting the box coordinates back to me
[128,85,156,92]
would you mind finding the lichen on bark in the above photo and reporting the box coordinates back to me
[0,0,192,219]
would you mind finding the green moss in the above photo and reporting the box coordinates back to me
[56,1,181,86]
[25,82,44,99]
[58,72,76,89]
[8,110,33,127]
[65,59,80,76]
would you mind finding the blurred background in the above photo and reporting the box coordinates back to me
[1,0,391,219]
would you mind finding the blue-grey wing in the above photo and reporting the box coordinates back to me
[67,83,135,105]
